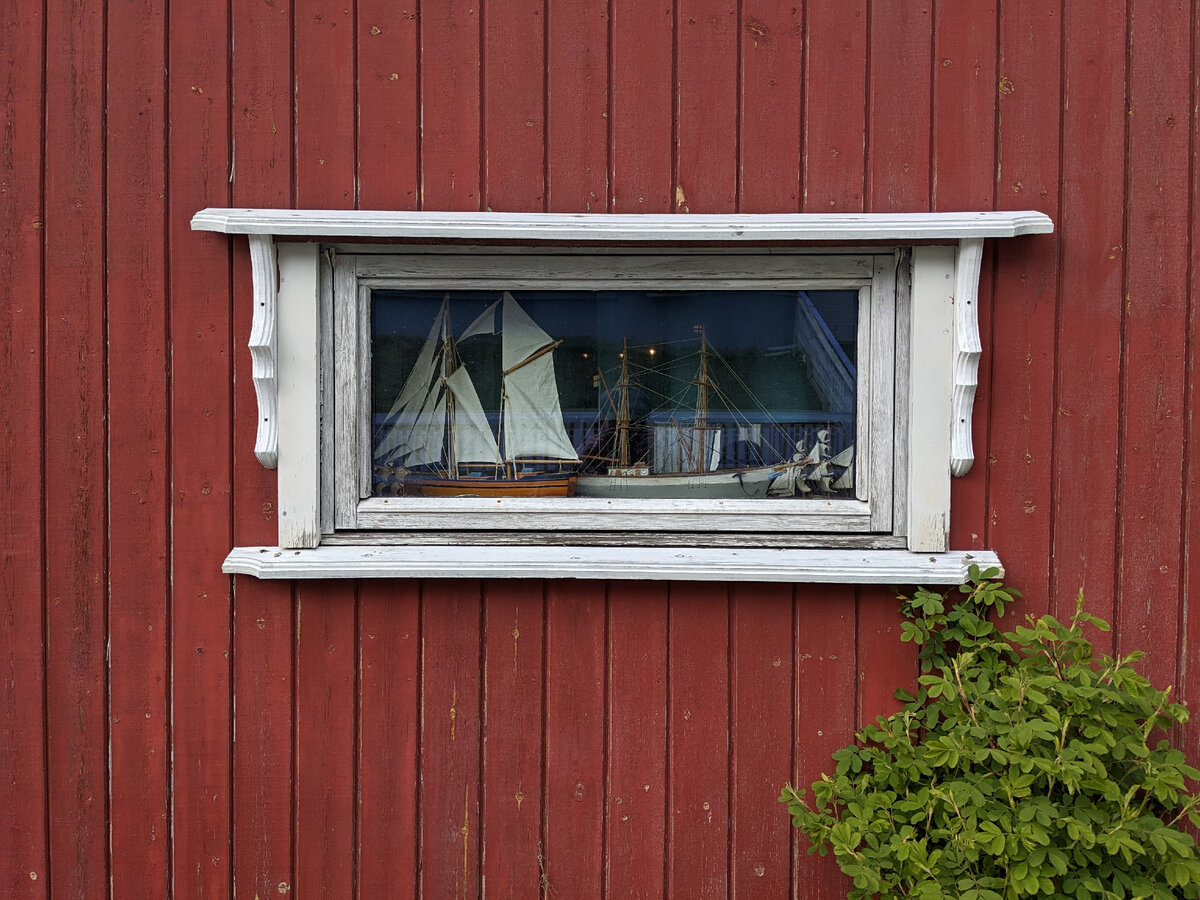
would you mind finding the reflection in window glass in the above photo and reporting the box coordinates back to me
[370,289,857,500]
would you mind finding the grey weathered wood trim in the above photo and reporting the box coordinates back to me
[354,496,874,533]
[192,208,1053,241]
[906,247,956,552]
[320,531,910,549]
[352,251,875,286]
[222,545,1002,583]
[275,243,321,548]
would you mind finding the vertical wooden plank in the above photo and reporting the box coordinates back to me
[987,0,1061,612]
[934,0,998,554]
[412,11,484,886]
[42,0,109,894]
[860,0,929,780]
[798,7,864,891]
[420,582,483,899]
[420,0,481,211]
[729,584,792,898]
[739,0,804,213]
[802,1,866,211]
[606,585,668,898]
[667,583,730,898]
[1183,0,1200,763]
[793,588,855,899]
[106,0,170,894]
[1117,0,1190,687]
[676,0,738,212]
[0,0,48,894]
[482,0,545,211]
[231,572,295,900]
[546,0,608,212]
[856,586,912,725]
[294,583,357,897]
[867,1,931,212]
[294,0,355,206]
[664,82,739,900]
[168,0,234,891]
[230,0,295,894]
[480,581,545,898]
[609,0,673,212]
[290,3,358,887]
[1049,0,1125,639]
[357,0,420,209]
[357,582,420,898]
[356,0,417,834]
[931,0,996,214]
[542,583,606,896]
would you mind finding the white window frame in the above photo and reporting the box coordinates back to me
[332,248,894,537]
[193,209,1053,583]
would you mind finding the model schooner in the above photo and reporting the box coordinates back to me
[575,327,855,499]
[373,293,579,496]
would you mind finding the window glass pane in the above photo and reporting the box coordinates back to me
[370,289,858,500]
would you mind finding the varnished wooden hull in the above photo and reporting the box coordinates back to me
[400,473,577,498]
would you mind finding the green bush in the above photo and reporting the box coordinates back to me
[780,568,1200,899]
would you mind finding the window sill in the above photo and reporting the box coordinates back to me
[223,545,1001,584]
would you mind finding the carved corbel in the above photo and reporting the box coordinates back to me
[951,238,984,477]
[247,234,279,468]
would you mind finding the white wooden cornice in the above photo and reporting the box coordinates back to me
[193,208,1052,241]
[223,544,1002,584]
[192,209,1052,474]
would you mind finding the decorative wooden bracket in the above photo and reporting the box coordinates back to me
[247,234,278,468]
[951,238,984,477]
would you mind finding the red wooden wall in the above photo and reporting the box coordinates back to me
[2,1,1197,897]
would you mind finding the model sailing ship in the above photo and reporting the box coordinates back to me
[576,327,855,500]
[373,293,579,496]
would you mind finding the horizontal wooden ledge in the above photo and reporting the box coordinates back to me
[223,545,1003,584]
[192,209,1053,242]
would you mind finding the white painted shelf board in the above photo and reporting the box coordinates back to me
[223,545,1003,584]
[193,209,1053,242]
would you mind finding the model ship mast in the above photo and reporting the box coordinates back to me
[615,338,632,468]
[690,324,714,474]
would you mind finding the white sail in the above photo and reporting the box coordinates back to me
[445,367,502,464]
[653,424,722,474]
[386,302,445,420]
[832,459,854,491]
[503,353,579,461]
[768,463,811,496]
[736,423,762,445]
[375,303,447,462]
[797,442,821,466]
[459,300,499,341]
[404,385,447,467]
[810,465,835,492]
[829,444,854,467]
[501,293,554,371]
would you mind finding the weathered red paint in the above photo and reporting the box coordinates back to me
[5,3,1200,897]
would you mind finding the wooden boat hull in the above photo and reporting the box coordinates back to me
[574,466,774,499]
[400,473,577,498]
